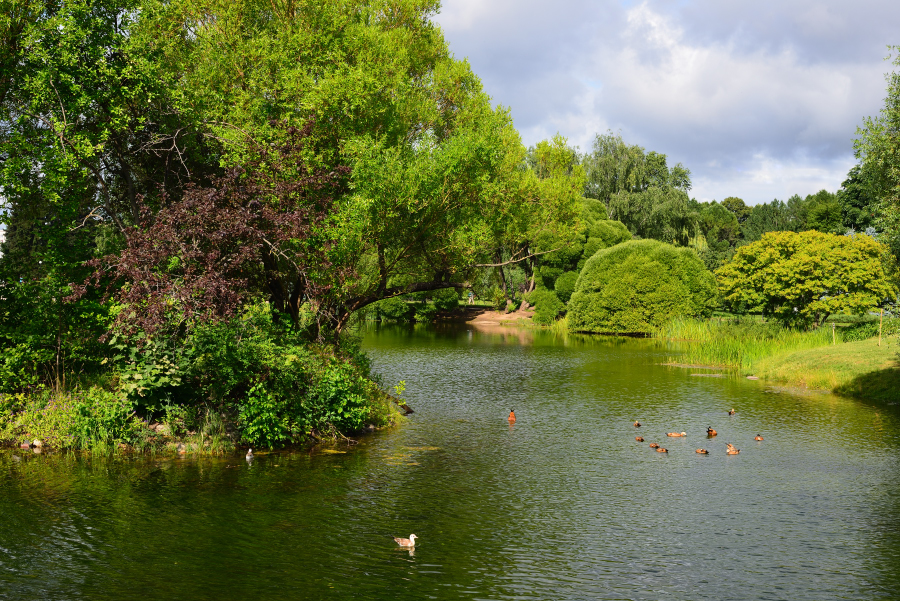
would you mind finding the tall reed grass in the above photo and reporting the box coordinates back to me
[654,317,837,371]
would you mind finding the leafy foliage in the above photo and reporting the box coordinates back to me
[716,231,897,328]
[524,288,565,325]
[856,46,900,261]
[568,240,718,335]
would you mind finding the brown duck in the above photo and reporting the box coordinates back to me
[635,436,644,442]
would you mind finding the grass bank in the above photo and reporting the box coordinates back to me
[753,338,900,403]
[654,317,835,371]
[654,316,900,403]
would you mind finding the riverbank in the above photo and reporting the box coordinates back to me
[751,338,900,404]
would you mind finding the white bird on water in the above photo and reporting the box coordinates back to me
[393,534,417,547]
[246,449,254,461]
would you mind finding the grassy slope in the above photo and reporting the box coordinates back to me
[751,338,900,404]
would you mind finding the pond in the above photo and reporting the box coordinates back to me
[2,323,900,601]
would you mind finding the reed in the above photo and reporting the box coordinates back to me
[655,317,836,370]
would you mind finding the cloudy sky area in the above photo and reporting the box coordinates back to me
[432,0,900,205]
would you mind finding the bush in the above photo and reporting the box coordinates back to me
[525,288,565,325]
[841,317,900,342]
[432,288,460,311]
[568,239,718,334]
[373,296,414,321]
[490,286,507,310]
[0,387,140,449]
[554,271,579,304]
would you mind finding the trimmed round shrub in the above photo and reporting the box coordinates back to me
[568,239,718,334]
[554,271,579,304]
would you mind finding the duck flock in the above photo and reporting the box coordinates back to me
[632,409,764,455]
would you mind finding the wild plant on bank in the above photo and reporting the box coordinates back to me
[654,317,836,370]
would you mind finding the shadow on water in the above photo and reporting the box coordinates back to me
[4,322,900,601]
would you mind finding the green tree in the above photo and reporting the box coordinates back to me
[568,239,718,335]
[716,231,896,328]
[837,164,878,232]
[803,190,844,234]
[721,197,751,223]
[856,45,900,259]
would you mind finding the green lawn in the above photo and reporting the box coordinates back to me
[752,337,900,404]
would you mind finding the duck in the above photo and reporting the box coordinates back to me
[725,443,737,451]
[649,442,659,448]
[656,447,668,453]
[728,408,736,416]
[633,421,642,427]
[393,534,417,547]
[696,448,709,454]
[635,436,644,442]
[246,448,254,460]
[754,434,764,441]
[508,409,516,424]
[726,448,740,455]
[666,431,687,437]
[706,427,717,437]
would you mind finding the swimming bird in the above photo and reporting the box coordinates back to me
[246,449,254,460]
[754,434,764,441]
[666,431,687,437]
[706,427,717,437]
[508,409,516,423]
[633,421,642,427]
[635,436,644,442]
[725,443,737,451]
[726,448,740,455]
[696,448,709,454]
[649,443,659,448]
[656,447,668,453]
[393,534,417,547]
[728,408,736,416]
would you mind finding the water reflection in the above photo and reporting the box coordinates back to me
[1,323,899,600]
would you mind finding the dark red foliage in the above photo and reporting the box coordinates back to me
[74,121,350,336]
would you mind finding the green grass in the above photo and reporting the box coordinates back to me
[655,316,900,404]
[754,338,900,404]
[655,317,836,371]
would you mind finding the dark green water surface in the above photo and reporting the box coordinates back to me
[3,324,900,601]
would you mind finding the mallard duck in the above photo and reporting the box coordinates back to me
[728,408,736,416]
[393,534,417,547]
[696,448,709,454]
[656,447,668,453]
[666,431,687,437]
[635,436,644,442]
[633,421,642,427]
[508,409,516,423]
[754,434,763,441]
[706,427,717,437]
[649,442,659,448]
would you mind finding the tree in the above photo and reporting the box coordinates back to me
[716,231,896,328]
[803,190,844,234]
[568,239,718,335]
[721,197,751,223]
[856,45,900,260]
[837,164,878,232]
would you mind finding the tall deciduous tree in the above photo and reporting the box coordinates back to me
[856,45,900,259]
[716,231,896,328]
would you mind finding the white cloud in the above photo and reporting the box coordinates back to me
[433,0,898,204]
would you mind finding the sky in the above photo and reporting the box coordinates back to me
[432,0,900,205]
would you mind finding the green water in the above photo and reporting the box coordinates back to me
[3,324,900,600]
